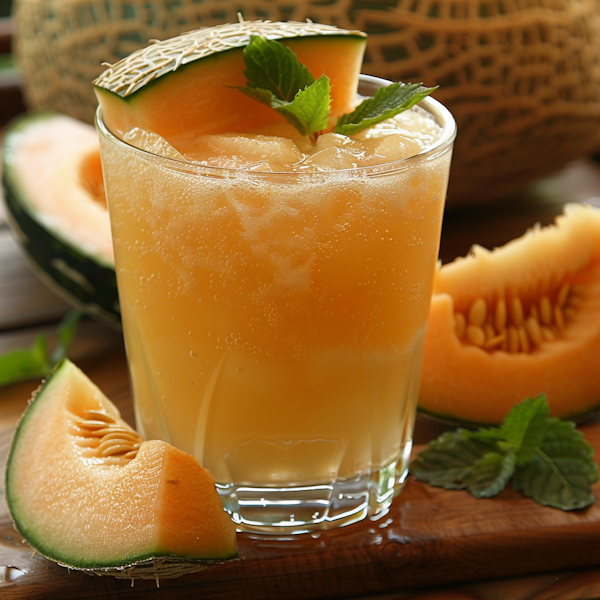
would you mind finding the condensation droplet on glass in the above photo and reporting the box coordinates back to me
[236,366,244,373]
[190,350,198,359]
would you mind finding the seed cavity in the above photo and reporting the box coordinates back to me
[454,280,578,354]
[70,409,143,466]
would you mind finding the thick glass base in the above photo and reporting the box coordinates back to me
[217,447,411,534]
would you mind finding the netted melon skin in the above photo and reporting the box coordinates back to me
[13,0,600,203]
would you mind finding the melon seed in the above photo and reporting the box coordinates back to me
[466,324,486,347]
[557,282,570,307]
[484,322,496,341]
[453,276,577,354]
[484,331,506,350]
[540,295,553,325]
[518,326,531,353]
[71,409,143,465]
[495,298,507,332]
[524,316,543,347]
[468,298,487,326]
[507,326,520,353]
[510,298,524,327]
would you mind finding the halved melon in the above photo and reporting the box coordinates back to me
[1,112,117,326]
[419,203,600,426]
[93,20,367,145]
[4,359,237,577]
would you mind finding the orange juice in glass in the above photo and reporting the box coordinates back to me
[96,38,455,533]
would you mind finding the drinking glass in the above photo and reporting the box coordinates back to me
[97,75,456,534]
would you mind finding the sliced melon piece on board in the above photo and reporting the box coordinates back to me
[1,112,118,327]
[419,203,600,426]
[5,359,237,578]
[93,20,367,146]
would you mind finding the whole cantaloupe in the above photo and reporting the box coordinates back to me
[13,0,600,204]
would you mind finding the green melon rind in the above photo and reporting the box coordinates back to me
[93,20,366,99]
[417,401,600,429]
[94,33,366,104]
[1,113,120,328]
[4,360,236,574]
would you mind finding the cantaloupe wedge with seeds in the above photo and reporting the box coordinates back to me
[419,203,600,426]
[93,20,367,146]
[4,359,237,578]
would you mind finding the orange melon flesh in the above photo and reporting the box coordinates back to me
[5,359,237,572]
[94,26,367,147]
[419,203,600,425]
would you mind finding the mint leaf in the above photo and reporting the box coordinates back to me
[334,82,438,136]
[237,36,331,136]
[468,451,516,498]
[410,429,502,489]
[513,419,599,510]
[0,310,82,387]
[501,395,550,465]
[0,334,50,386]
[241,35,315,102]
[270,75,331,136]
[411,396,598,511]
[236,36,438,138]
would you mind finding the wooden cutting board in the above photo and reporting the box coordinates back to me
[1,341,600,600]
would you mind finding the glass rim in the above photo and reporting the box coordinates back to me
[95,74,456,180]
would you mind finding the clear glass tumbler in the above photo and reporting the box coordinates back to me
[97,75,456,534]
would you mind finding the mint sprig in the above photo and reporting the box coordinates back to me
[410,395,599,510]
[0,310,81,387]
[236,36,437,138]
[237,36,331,136]
[334,82,437,136]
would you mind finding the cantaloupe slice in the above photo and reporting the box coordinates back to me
[93,20,367,146]
[5,359,237,578]
[2,112,117,327]
[419,203,600,426]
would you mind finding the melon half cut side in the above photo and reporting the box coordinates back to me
[419,203,600,426]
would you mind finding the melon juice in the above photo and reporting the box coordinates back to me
[97,76,456,533]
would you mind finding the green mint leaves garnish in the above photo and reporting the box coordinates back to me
[333,82,437,136]
[410,395,599,511]
[237,36,331,136]
[0,310,81,387]
[236,36,437,138]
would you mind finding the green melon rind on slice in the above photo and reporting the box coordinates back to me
[93,20,366,100]
[5,359,237,574]
[1,112,120,328]
[417,401,600,429]
[95,33,367,103]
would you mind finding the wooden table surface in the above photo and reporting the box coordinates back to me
[2,148,600,599]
